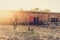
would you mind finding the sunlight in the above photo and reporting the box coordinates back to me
[0,11,14,23]
[0,11,13,19]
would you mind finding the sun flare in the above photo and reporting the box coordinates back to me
[0,11,13,18]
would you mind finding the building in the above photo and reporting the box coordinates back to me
[14,11,60,26]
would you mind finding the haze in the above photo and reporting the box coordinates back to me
[0,0,60,12]
[0,0,60,24]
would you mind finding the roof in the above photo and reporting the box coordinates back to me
[19,11,60,14]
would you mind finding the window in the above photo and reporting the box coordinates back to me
[51,18,58,22]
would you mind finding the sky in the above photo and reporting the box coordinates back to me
[0,0,60,12]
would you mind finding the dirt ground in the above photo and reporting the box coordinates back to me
[0,25,60,40]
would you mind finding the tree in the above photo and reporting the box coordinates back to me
[30,8,39,11]
[20,8,24,11]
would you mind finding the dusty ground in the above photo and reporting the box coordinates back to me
[0,25,60,40]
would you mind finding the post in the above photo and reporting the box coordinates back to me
[13,15,18,30]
